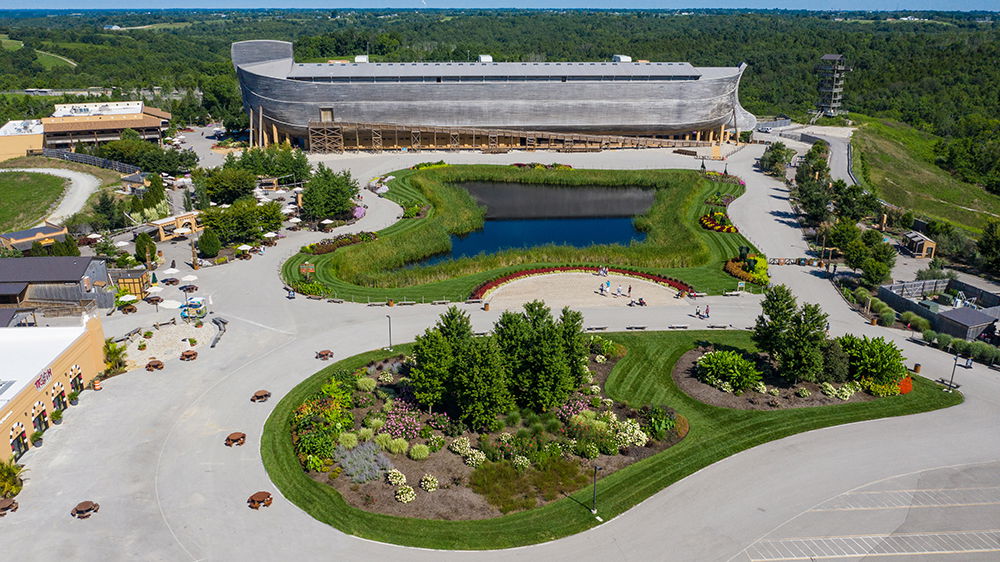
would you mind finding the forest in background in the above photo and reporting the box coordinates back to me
[0,9,996,186]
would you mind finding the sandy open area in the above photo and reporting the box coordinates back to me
[486,272,684,310]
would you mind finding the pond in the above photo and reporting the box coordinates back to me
[417,182,653,266]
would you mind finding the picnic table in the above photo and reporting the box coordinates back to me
[71,501,99,519]
[315,349,334,361]
[120,304,137,314]
[225,432,247,447]
[0,498,18,516]
[162,278,180,286]
[145,359,164,372]
[179,285,199,293]
[247,491,273,510]
[251,390,271,403]
[180,350,198,361]
[146,296,163,305]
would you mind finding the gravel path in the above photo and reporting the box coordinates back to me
[5,167,102,226]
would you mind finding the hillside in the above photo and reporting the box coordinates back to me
[850,115,999,232]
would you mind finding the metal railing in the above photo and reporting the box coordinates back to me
[34,148,140,174]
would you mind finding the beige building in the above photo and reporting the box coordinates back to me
[0,119,44,162]
[0,315,105,462]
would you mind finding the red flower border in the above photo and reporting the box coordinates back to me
[470,266,694,299]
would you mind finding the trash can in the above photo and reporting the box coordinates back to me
[913,363,922,373]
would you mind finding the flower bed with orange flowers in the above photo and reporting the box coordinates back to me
[470,266,694,299]
[699,211,739,233]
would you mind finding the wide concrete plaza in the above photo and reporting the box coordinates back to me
[4,141,999,561]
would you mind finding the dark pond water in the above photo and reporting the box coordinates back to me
[416,182,652,266]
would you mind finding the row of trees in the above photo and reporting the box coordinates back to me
[76,129,197,175]
[410,302,588,431]
[198,199,283,245]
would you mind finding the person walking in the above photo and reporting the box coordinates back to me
[705,304,711,318]
[616,285,623,297]
[695,305,702,318]
[628,285,632,297]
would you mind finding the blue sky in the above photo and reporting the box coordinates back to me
[0,2,993,11]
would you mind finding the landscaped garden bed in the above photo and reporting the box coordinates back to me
[281,165,755,301]
[699,210,739,233]
[470,265,693,300]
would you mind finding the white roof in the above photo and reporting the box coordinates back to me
[0,119,43,136]
[0,325,85,407]
[51,101,144,117]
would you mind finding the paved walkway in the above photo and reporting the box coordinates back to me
[5,167,101,226]
[5,145,999,561]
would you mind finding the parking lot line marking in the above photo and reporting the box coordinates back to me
[747,530,1000,560]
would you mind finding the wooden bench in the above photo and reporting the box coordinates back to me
[723,291,742,297]
[691,292,709,298]
[397,301,417,306]
[432,300,450,305]
[707,324,729,329]
[306,295,322,300]
[367,302,387,307]
[327,298,344,304]
[114,327,141,344]
[465,299,483,304]
[936,378,962,389]
[626,325,647,331]
[586,326,608,331]
[474,331,489,337]
[668,324,689,329]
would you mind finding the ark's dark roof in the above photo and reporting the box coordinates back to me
[285,60,705,80]
[0,257,92,284]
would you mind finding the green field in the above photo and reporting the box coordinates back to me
[0,34,75,69]
[850,114,998,232]
[0,171,68,232]
[282,166,754,302]
[261,330,962,550]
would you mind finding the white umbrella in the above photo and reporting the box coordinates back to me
[146,286,164,293]
[237,244,252,251]
[160,299,182,310]
[162,268,179,275]
[181,274,198,282]
[87,233,102,239]
[274,190,287,195]
[219,204,230,209]
[263,232,277,238]
[292,187,304,193]
[119,295,138,303]
[281,207,296,214]
[320,219,334,225]
[174,227,191,234]
[114,241,129,248]
[289,217,302,224]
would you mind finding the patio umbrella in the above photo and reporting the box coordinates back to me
[263,232,277,238]
[163,268,179,275]
[281,207,296,214]
[289,217,302,224]
[150,273,158,285]
[181,274,198,282]
[114,241,129,248]
[237,244,253,251]
[174,227,192,235]
[160,300,182,310]
[320,219,334,225]
[146,286,164,293]
[146,295,163,311]
[87,233,102,239]
[119,295,138,302]
[292,187,304,192]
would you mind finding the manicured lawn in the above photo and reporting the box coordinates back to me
[850,114,998,232]
[261,330,962,550]
[0,34,75,68]
[0,171,68,232]
[282,165,755,301]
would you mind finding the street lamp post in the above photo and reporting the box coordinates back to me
[947,353,959,391]
[591,465,603,515]
[386,314,393,351]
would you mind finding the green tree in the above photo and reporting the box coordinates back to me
[837,334,908,387]
[861,258,891,288]
[828,219,861,249]
[843,238,871,271]
[977,219,1000,275]
[819,339,851,383]
[437,306,474,353]
[753,284,797,358]
[777,302,829,383]
[497,301,574,412]
[103,338,127,376]
[197,229,221,258]
[301,164,358,220]
[451,337,513,432]
[205,167,256,204]
[558,307,589,386]
[410,328,452,414]
[134,232,157,265]
[199,199,283,244]
[0,457,26,498]
[759,142,795,176]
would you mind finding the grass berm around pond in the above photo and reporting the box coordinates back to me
[261,330,962,550]
[282,165,753,302]
[0,171,68,232]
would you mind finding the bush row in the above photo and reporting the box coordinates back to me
[301,232,377,255]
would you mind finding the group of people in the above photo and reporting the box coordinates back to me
[598,280,633,299]
[694,305,711,319]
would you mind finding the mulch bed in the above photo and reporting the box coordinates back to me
[671,348,875,410]
[305,352,685,521]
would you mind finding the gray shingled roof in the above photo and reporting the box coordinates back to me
[0,308,16,327]
[0,257,92,284]
[0,282,27,296]
[938,306,996,328]
[2,224,63,241]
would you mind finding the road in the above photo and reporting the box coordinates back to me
[4,167,102,226]
[4,144,998,561]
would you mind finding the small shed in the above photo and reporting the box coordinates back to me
[903,231,936,259]
[936,307,995,341]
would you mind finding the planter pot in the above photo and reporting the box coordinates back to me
[32,440,42,447]
[70,399,79,406]
[144,335,152,339]
[53,418,62,425]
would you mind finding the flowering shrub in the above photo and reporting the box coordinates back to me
[836,382,862,401]
[796,387,811,398]
[420,474,439,492]
[498,432,514,445]
[427,434,445,452]
[512,455,530,471]
[426,412,452,431]
[705,193,737,207]
[699,211,739,233]
[464,449,487,468]
[594,355,607,364]
[377,371,394,384]
[866,380,901,397]
[469,266,694,299]
[510,162,572,170]
[555,396,588,421]
[703,170,746,186]
[333,441,394,483]
[395,485,416,503]
[753,381,767,394]
[724,254,770,285]
[898,376,913,395]
[449,436,472,456]
[601,398,614,409]
[301,232,377,255]
[381,401,421,439]
[386,469,407,486]
[768,388,780,396]
[820,382,837,397]
[610,418,649,449]
[696,350,762,393]
[588,385,602,395]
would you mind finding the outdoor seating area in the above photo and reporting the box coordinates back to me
[119,304,137,314]
[145,359,164,372]
[162,278,180,286]
[251,390,271,403]
[225,432,246,447]
[179,285,199,293]
[71,501,99,519]
[315,349,334,360]
[180,350,198,361]
[0,498,18,517]
[247,491,273,510]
